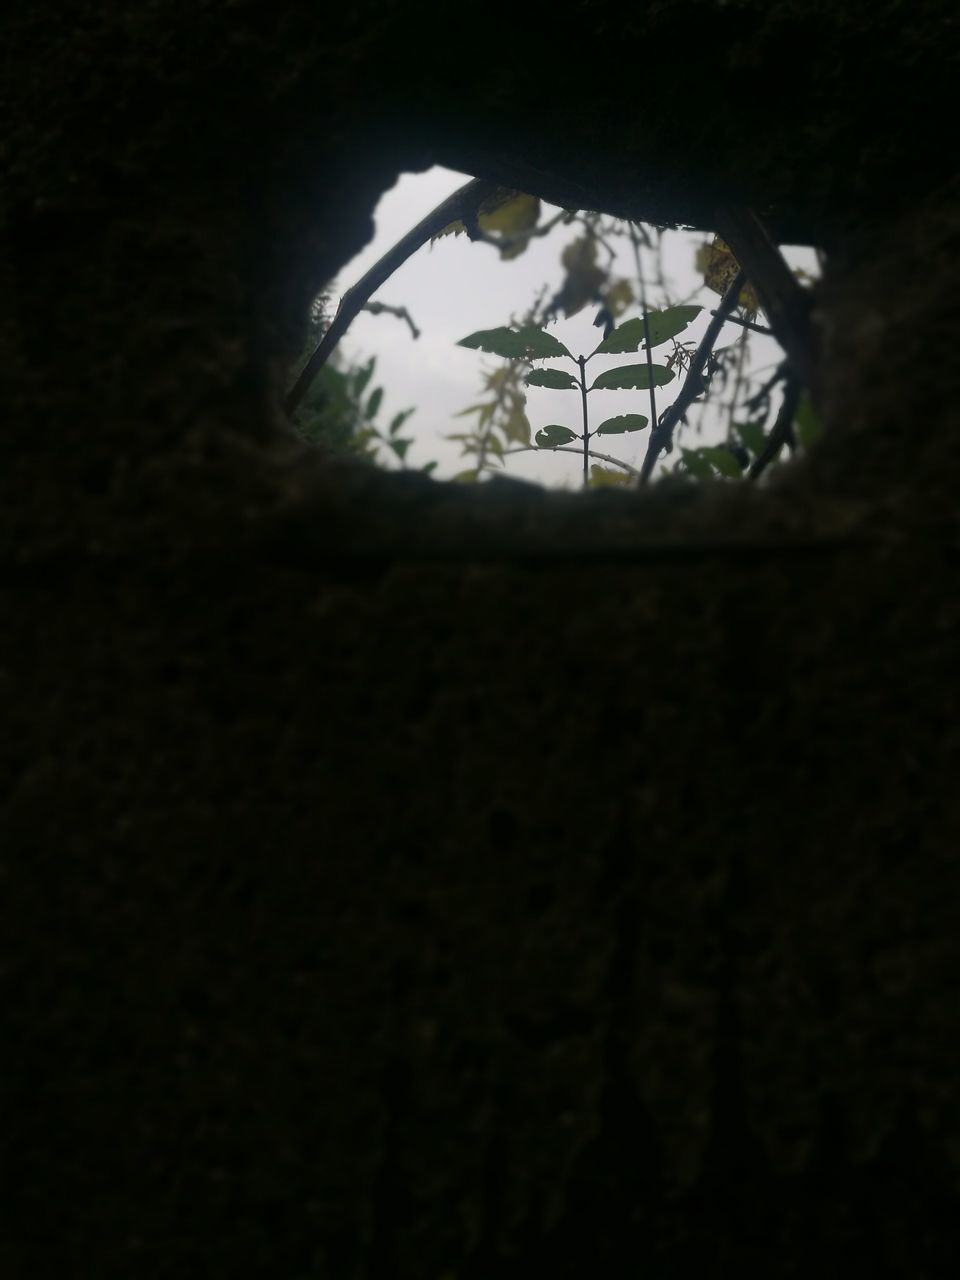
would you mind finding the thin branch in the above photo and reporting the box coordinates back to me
[285,176,497,417]
[653,226,671,302]
[638,268,746,484]
[744,361,789,415]
[573,214,618,264]
[502,445,641,478]
[748,376,801,481]
[711,310,773,336]
[362,301,421,340]
[629,223,660,453]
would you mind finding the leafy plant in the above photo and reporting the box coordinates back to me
[287,175,820,488]
[289,297,433,471]
[454,302,703,486]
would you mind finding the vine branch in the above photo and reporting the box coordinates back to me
[362,301,421,340]
[285,177,497,417]
[748,375,801,481]
[714,205,817,389]
[638,268,746,485]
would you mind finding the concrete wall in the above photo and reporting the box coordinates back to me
[3,3,959,1275]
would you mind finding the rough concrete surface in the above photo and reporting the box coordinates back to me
[2,2,959,1276]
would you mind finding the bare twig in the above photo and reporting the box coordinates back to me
[745,362,789,415]
[502,445,641,478]
[285,176,497,417]
[711,311,773,337]
[362,301,421,340]
[574,214,618,263]
[638,268,746,484]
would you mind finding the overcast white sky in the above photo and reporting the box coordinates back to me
[328,166,815,486]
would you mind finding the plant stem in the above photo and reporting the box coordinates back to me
[748,376,801,481]
[710,310,773,336]
[629,223,660,451]
[502,445,640,478]
[638,268,746,485]
[578,355,590,486]
[362,301,421,339]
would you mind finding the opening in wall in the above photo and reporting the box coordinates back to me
[286,166,821,491]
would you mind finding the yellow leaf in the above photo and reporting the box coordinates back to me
[589,464,633,487]
[553,237,608,318]
[503,407,531,445]
[478,191,540,236]
[432,189,540,249]
[696,237,759,314]
[562,236,597,271]
[603,279,634,318]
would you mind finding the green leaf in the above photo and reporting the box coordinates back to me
[390,438,413,462]
[591,316,646,355]
[734,420,767,456]
[458,325,572,360]
[700,445,745,478]
[535,425,577,447]
[590,363,674,391]
[526,368,579,390]
[641,305,702,349]
[515,325,574,359]
[479,191,540,236]
[794,393,822,446]
[365,387,383,420]
[352,357,375,398]
[503,406,531,445]
[457,327,522,357]
[596,413,649,435]
[590,464,633,487]
[680,448,717,481]
[389,408,415,435]
[453,468,480,483]
[680,446,744,480]
[603,279,634,318]
[455,402,490,417]
[421,461,438,476]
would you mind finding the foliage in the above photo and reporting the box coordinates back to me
[454,303,697,485]
[290,297,430,471]
[696,238,760,312]
[294,181,820,489]
[433,189,544,260]
[442,199,825,486]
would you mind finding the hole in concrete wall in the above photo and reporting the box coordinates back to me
[286,166,821,491]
